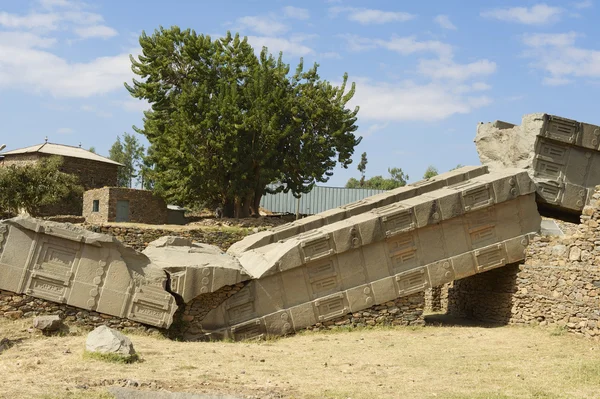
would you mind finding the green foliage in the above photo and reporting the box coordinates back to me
[450,164,464,171]
[83,350,140,364]
[109,133,145,188]
[126,27,360,217]
[0,156,83,215]
[346,167,408,190]
[357,152,367,187]
[88,146,96,154]
[423,165,439,179]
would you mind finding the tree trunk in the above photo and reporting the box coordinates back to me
[223,198,235,218]
[251,191,262,217]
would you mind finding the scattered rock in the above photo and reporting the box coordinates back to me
[33,315,62,332]
[0,338,13,354]
[85,325,135,357]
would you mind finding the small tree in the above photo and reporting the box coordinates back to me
[0,156,83,215]
[450,164,464,171]
[423,165,439,179]
[109,133,145,188]
[357,152,368,187]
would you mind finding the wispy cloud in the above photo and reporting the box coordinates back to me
[348,78,492,122]
[341,34,453,58]
[330,7,415,25]
[434,15,457,30]
[282,6,310,20]
[481,4,563,25]
[237,15,289,36]
[56,127,73,134]
[521,32,600,85]
[573,0,593,9]
[74,25,118,39]
[418,58,496,81]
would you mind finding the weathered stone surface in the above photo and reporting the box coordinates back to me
[86,325,135,356]
[196,167,540,340]
[476,113,600,214]
[33,315,62,332]
[0,216,177,328]
[0,166,542,340]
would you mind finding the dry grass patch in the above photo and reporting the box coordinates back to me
[1,317,599,399]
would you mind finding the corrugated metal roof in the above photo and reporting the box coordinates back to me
[260,185,388,215]
[1,143,123,166]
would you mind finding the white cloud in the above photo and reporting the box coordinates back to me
[320,51,341,59]
[117,98,150,113]
[418,58,497,81]
[574,0,593,9]
[247,35,313,56]
[522,32,579,47]
[237,15,289,36]
[521,31,600,85]
[56,127,73,134]
[481,4,563,25]
[0,37,134,97]
[362,123,388,138]
[341,34,453,58]
[283,6,310,20]
[348,78,492,122]
[74,25,118,39]
[80,105,113,118]
[330,7,415,25]
[0,31,56,48]
[38,0,74,8]
[434,15,457,30]
[0,12,59,30]
[376,36,453,58]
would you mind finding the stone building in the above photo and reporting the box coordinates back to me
[83,187,168,225]
[0,142,122,215]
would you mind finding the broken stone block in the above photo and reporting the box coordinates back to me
[33,315,62,332]
[476,113,600,215]
[86,325,135,357]
[0,216,177,328]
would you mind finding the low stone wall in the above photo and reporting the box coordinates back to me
[84,225,249,252]
[0,290,149,332]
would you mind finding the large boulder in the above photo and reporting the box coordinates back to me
[85,325,135,357]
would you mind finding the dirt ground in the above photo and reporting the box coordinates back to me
[1,316,599,399]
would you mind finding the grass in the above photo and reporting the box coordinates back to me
[83,350,140,364]
[1,317,599,399]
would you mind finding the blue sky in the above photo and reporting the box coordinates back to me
[1,0,599,187]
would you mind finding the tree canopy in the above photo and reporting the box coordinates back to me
[346,167,408,190]
[108,133,145,188]
[125,27,361,217]
[423,165,439,179]
[0,156,83,216]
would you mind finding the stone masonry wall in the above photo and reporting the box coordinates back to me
[84,225,249,252]
[0,290,149,332]
[83,188,168,225]
[445,185,600,339]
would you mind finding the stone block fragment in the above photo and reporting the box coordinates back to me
[33,315,62,332]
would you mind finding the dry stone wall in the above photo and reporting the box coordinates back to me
[84,225,249,252]
[0,289,149,332]
[445,186,600,339]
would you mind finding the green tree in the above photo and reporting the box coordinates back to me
[88,146,96,154]
[125,28,360,217]
[346,167,408,190]
[0,156,83,215]
[450,164,464,171]
[423,165,439,179]
[357,152,368,187]
[109,133,145,188]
